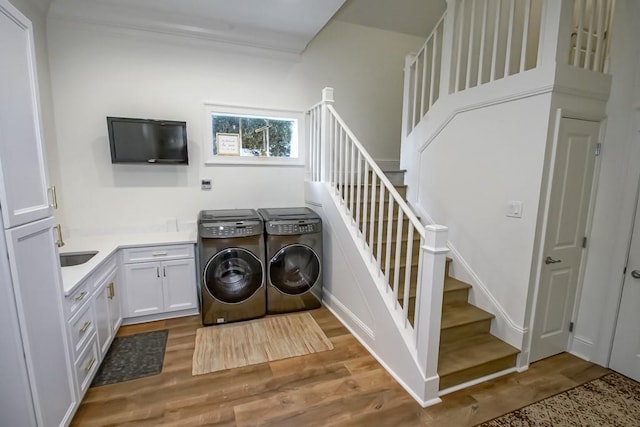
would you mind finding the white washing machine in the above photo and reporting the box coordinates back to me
[258,207,322,314]
[198,209,266,325]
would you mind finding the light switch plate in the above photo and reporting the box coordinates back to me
[506,200,523,218]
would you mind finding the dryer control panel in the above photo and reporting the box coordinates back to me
[199,220,263,238]
[266,219,322,235]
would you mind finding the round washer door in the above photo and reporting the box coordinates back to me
[204,248,263,304]
[269,244,320,295]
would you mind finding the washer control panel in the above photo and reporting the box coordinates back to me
[266,219,322,235]
[199,220,263,238]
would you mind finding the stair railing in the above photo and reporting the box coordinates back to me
[567,0,615,73]
[403,0,617,146]
[404,14,445,134]
[308,88,449,386]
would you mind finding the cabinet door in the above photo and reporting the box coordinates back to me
[5,217,75,426]
[162,259,197,312]
[93,284,111,357]
[0,2,52,228]
[107,272,122,335]
[123,262,164,317]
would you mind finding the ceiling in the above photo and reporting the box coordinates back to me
[45,0,446,53]
[334,0,446,38]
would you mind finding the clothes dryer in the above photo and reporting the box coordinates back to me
[258,207,322,313]
[198,209,265,325]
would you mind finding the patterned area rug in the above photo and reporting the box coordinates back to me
[192,312,333,376]
[91,329,168,387]
[478,373,640,426]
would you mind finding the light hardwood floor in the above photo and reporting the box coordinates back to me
[71,307,610,426]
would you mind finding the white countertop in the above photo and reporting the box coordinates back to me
[59,231,196,296]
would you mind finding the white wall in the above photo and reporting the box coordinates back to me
[571,0,640,366]
[46,18,423,235]
[416,93,552,344]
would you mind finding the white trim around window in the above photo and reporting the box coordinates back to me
[203,102,306,166]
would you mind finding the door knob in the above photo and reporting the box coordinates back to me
[631,270,640,279]
[545,256,562,264]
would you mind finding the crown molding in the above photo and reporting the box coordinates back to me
[47,0,312,54]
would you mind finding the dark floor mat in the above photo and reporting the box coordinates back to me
[91,329,168,387]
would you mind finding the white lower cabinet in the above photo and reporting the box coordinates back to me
[122,245,197,319]
[93,268,122,357]
[63,254,122,404]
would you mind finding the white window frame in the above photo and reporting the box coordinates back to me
[203,102,305,166]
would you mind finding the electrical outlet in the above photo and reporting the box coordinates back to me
[201,179,212,190]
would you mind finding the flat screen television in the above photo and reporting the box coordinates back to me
[107,117,189,164]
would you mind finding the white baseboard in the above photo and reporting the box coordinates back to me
[439,367,519,396]
[322,290,374,340]
[323,290,441,408]
[121,308,199,326]
[570,335,595,361]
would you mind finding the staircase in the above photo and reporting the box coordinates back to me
[439,259,519,389]
[342,167,519,390]
[376,171,519,391]
[305,0,616,406]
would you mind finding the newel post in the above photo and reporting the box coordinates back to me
[416,224,449,398]
[320,87,334,183]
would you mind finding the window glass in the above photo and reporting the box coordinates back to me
[203,102,305,166]
[211,114,296,158]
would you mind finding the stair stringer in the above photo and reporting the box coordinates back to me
[304,180,442,407]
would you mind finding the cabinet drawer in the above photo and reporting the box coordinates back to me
[122,244,194,263]
[91,255,117,290]
[69,302,96,360]
[75,336,99,396]
[64,280,92,318]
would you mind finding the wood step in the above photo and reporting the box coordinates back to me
[399,277,473,320]
[443,276,471,304]
[438,333,519,390]
[440,302,494,345]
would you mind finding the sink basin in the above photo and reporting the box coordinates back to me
[59,251,98,267]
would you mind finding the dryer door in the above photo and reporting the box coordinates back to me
[269,244,320,295]
[204,248,263,303]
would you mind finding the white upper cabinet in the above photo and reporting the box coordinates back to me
[0,2,52,228]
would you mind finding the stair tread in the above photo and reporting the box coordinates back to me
[443,277,472,293]
[438,333,519,377]
[441,302,494,329]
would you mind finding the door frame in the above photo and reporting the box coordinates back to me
[608,173,640,372]
[524,109,605,365]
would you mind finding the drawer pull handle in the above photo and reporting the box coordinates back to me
[74,291,87,302]
[84,357,96,372]
[152,251,168,257]
[108,282,115,299]
[79,321,91,334]
[49,185,58,209]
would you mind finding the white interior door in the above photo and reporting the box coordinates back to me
[610,190,640,381]
[530,118,600,362]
